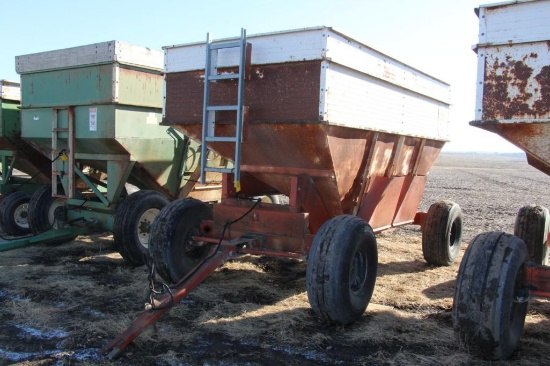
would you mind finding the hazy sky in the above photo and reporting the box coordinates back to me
[1,0,521,152]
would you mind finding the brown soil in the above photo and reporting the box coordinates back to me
[1,152,549,365]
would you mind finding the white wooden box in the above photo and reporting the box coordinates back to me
[164,26,451,141]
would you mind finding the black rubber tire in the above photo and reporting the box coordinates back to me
[306,215,378,324]
[514,205,549,265]
[28,185,59,234]
[422,200,463,266]
[113,190,169,266]
[452,232,529,360]
[149,198,213,283]
[0,191,32,235]
[28,185,76,245]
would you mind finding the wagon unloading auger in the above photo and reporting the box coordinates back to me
[102,27,464,357]
[452,0,550,360]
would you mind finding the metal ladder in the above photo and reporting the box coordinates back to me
[200,28,250,192]
[51,107,75,198]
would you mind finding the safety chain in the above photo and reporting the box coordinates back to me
[144,258,174,311]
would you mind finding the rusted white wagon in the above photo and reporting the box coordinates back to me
[103,26,462,356]
[453,0,550,359]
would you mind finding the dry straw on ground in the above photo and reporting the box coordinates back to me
[1,153,550,365]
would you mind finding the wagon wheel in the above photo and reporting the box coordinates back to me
[28,185,76,245]
[29,185,64,233]
[149,198,213,283]
[514,205,549,265]
[0,191,32,235]
[422,200,463,266]
[306,215,378,324]
[113,190,169,266]
[452,232,529,360]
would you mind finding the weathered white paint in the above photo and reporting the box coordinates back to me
[16,41,163,74]
[323,63,449,140]
[0,79,20,101]
[165,26,451,141]
[477,0,550,46]
[474,0,550,122]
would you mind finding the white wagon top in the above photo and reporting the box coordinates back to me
[16,41,164,74]
[476,0,550,46]
[164,26,450,105]
[0,80,20,101]
[164,26,451,141]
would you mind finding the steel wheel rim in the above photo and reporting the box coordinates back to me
[449,220,458,248]
[137,208,160,248]
[14,203,30,229]
[350,247,368,294]
[181,227,206,259]
[47,199,65,230]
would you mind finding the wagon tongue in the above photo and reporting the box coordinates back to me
[100,243,239,358]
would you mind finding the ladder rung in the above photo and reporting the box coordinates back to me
[205,136,238,143]
[210,41,241,50]
[204,167,234,174]
[201,29,247,186]
[207,105,239,111]
[53,128,69,132]
[208,73,239,80]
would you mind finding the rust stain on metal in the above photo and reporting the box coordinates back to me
[533,65,550,114]
[471,121,550,176]
[483,57,533,119]
[482,53,550,119]
[165,60,444,236]
[164,61,321,124]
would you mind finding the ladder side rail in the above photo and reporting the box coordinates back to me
[233,28,247,187]
[67,107,76,198]
[200,33,213,184]
[51,109,59,195]
[199,29,248,189]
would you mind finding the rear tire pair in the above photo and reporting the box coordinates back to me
[113,190,169,265]
[453,204,549,360]
[29,187,170,264]
[0,186,169,265]
[0,187,67,237]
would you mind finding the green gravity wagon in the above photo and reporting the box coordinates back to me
[1,41,224,262]
[0,80,52,235]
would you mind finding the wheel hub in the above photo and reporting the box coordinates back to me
[14,203,30,229]
[350,249,368,294]
[137,208,160,248]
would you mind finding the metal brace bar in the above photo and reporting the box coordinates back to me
[74,167,110,206]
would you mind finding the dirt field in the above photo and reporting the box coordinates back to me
[1,152,550,366]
